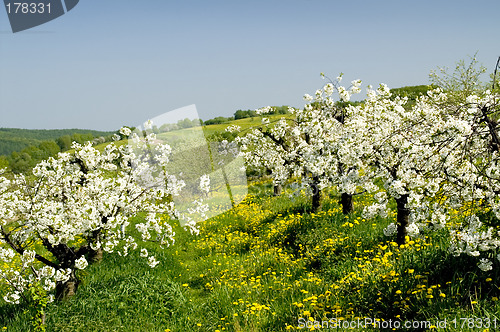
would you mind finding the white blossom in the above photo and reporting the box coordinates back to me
[148,256,159,268]
[75,256,88,270]
[406,223,420,237]
[478,258,493,271]
[383,223,398,237]
[199,174,210,193]
[120,127,132,136]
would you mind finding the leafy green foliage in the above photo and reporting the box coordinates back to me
[1,129,114,173]
[234,109,257,120]
[234,106,289,120]
[206,130,237,142]
[429,53,492,103]
[26,282,49,332]
[0,128,113,156]
[203,116,235,126]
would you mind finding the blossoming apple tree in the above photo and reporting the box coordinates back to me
[431,89,500,270]
[348,85,467,245]
[235,76,364,212]
[402,57,500,269]
[352,78,500,269]
[0,128,208,303]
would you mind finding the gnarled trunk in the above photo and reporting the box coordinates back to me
[340,192,353,215]
[310,177,322,213]
[55,270,80,300]
[89,247,103,263]
[273,183,282,196]
[395,194,410,245]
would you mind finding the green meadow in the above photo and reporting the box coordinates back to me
[1,181,499,331]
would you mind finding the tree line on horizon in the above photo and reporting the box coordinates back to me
[0,129,114,173]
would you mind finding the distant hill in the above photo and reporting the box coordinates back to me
[0,128,114,155]
[389,84,437,107]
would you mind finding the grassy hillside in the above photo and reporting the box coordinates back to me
[1,182,498,331]
[0,128,114,155]
[201,114,294,137]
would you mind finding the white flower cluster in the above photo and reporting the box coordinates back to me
[225,125,241,134]
[237,78,364,203]
[0,248,56,304]
[199,174,210,194]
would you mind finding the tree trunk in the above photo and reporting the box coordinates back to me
[310,177,322,213]
[55,271,80,300]
[340,192,353,215]
[273,183,282,196]
[395,194,410,245]
[481,106,499,153]
[89,247,103,263]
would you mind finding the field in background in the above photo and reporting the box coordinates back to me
[201,114,294,137]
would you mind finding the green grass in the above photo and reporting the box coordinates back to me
[201,114,294,137]
[0,128,114,156]
[1,183,499,331]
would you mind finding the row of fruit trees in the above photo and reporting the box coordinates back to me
[0,57,498,324]
[235,58,500,269]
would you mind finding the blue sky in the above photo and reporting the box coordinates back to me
[1,0,499,130]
